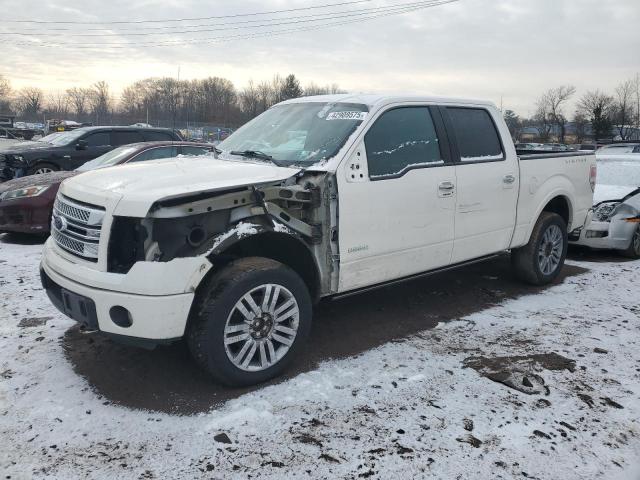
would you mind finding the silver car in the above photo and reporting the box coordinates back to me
[570,158,640,258]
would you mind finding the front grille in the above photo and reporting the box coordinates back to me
[51,194,105,261]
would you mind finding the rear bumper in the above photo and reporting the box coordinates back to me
[0,195,54,234]
[41,253,196,342]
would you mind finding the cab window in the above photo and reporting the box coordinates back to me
[446,107,504,162]
[365,107,443,179]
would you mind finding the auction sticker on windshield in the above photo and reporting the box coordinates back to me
[326,111,367,121]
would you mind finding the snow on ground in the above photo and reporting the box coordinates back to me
[1,236,639,479]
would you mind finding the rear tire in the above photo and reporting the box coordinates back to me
[620,225,640,259]
[186,257,312,386]
[28,162,59,175]
[511,212,568,285]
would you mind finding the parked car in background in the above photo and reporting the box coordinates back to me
[0,142,214,235]
[570,158,640,258]
[597,143,639,155]
[578,144,598,152]
[0,126,182,180]
[39,94,596,386]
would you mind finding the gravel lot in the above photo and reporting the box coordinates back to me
[1,233,639,479]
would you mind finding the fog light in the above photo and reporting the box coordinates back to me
[585,230,607,238]
[109,306,133,328]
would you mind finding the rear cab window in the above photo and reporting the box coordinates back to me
[446,107,504,162]
[365,107,444,180]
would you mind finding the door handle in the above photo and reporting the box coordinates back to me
[503,174,516,184]
[438,181,455,191]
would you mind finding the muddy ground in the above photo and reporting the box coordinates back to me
[61,248,589,414]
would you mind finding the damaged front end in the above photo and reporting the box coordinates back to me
[573,188,640,250]
[106,172,339,298]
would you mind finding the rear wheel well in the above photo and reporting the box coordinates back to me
[208,232,320,301]
[542,196,570,228]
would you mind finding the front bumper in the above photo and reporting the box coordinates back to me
[41,242,210,342]
[0,194,54,234]
[569,210,637,251]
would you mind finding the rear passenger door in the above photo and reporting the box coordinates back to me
[337,105,457,291]
[443,106,519,263]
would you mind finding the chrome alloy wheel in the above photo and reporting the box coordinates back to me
[34,166,55,174]
[537,224,564,275]
[223,284,300,372]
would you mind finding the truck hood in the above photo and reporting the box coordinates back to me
[60,156,301,217]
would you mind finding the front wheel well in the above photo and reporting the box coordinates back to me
[207,232,320,301]
[542,195,571,228]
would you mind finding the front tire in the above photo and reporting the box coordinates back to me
[511,212,568,285]
[186,257,312,386]
[28,162,59,175]
[620,225,640,259]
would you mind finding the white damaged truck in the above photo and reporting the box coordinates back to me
[41,94,596,385]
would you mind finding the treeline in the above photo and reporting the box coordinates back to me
[0,73,344,127]
[504,75,640,143]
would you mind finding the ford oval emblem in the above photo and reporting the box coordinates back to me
[53,215,67,232]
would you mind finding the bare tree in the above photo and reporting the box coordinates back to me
[46,91,69,119]
[633,73,640,129]
[239,80,260,119]
[0,75,11,112]
[65,87,91,120]
[572,112,589,144]
[15,87,44,119]
[536,85,576,143]
[577,90,615,141]
[256,80,276,113]
[613,79,635,140]
[304,82,346,96]
[89,81,111,124]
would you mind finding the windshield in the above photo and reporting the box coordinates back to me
[597,161,640,187]
[218,102,369,166]
[38,129,86,146]
[76,146,138,172]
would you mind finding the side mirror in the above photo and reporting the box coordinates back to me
[76,139,88,150]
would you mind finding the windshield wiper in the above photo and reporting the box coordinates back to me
[230,150,284,166]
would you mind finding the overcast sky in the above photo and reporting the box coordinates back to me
[2,0,639,114]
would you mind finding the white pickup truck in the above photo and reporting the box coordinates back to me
[40,94,596,386]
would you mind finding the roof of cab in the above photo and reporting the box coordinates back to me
[278,93,496,109]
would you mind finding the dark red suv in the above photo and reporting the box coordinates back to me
[0,141,214,235]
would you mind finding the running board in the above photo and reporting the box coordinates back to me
[331,253,505,301]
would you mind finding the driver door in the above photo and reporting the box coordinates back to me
[337,105,457,292]
[70,131,113,169]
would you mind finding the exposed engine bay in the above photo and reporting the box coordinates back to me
[106,171,340,297]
